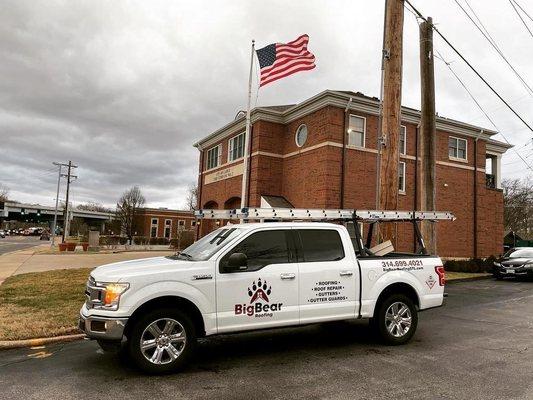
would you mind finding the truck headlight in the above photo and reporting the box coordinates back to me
[95,282,129,310]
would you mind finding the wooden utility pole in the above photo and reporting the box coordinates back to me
[419,16,437,254]
[379,0,404,246]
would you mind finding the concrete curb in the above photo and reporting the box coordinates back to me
[446,275,493,283]
[0,333,85,350]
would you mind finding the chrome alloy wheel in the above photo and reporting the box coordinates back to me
[140,318,187,365]
[385,301,412,338]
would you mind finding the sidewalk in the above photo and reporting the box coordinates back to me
[0,247,174,285]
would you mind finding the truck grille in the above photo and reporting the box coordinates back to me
[85,276,104,309]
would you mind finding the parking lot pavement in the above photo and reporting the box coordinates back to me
[1,279,532,400]
[0,236,42,256]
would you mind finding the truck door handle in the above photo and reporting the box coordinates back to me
[340,270,354,277]
[280,273,296,280]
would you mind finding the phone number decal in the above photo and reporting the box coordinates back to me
[381,259,424,272]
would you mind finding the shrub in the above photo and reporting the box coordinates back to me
[133,236,149,245]
[99,235,128,247]
[170,231,195,250]
[148,237,169,245]
[444,256,497,273]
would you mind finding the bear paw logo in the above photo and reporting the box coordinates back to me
[247,278,272,303]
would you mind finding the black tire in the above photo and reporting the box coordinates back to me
[373,294,418,345]
[127,308,196,374]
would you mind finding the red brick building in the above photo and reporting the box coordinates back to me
[194,90,511,258]
[134,208,195,240]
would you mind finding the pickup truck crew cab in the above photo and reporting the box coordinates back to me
[80,208,452,373]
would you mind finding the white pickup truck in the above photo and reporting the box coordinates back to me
[79,209,451,374]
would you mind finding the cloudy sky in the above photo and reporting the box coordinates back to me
[1,0,532,209]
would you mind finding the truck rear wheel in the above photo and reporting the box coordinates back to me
[128,308,196,374]
[373,294,418,345]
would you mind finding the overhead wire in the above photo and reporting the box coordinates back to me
[509,0,533,37]
[453,0,533,96]
[404,0,533,137]
[434,50,533,172]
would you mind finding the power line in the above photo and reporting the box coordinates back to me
[404,0,533,136]
[453,0,533,96]
[434,50,533,172]
[512,0,533,23]
[509,0,533,39]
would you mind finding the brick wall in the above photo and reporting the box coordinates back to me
[134,209,195,239]
[198,104,505,258]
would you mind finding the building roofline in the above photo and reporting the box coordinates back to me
[139,208,194,214]
[193,89,504,150]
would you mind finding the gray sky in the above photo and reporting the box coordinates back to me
[1,0,532,209]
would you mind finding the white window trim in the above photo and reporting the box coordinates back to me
[228,132,245,162]
[399,161,406,194]
[348,114,366,148]
[448,136,468,162]
[400,125,407,155]
[150,219,159,238]
[206,144,222,171]
[295,124,308,148]
[164,219,172,239]
[178,219,186,231]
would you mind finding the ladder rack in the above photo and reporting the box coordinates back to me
[194,208,455,222]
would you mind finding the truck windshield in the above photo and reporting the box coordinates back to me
[167,227,242,261]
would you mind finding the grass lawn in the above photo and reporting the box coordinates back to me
[0,268,92,341]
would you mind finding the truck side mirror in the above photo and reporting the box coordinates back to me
[224,252,248,272]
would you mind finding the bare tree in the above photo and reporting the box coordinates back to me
[0,183,9,201]
[77,201,112,213]
[502,178,533,237]
[116,186,146,244]
[185,183,198,211]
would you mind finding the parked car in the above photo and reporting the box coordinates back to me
[0,230,5,238]
[493,247,533,279]
[80,208,450,374]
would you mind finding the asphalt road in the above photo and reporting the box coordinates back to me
[0,236,43,255]
[1,279,532,400]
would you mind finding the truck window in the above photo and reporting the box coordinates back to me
[297,229,345,262]
[221,230,290,272]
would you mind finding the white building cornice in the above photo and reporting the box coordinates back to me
[193,90,509,153]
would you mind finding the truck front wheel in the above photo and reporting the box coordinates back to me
[128,308,196,374]
[373,294,418,345]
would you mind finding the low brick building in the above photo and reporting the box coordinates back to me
[134,208,195,240]
[193,90,511,258]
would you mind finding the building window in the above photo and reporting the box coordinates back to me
[178,220,185,231]
[348,115,365,147]
[399,161,406,193]
[449,136,467,160]
[164,219,172,239]
[206,145,222,170]
[150,218,158,238]
[191,220,196,227]
[400,125,406,155]
[295,124,308,147]
[228,133,245,162]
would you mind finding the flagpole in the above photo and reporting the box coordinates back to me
[240,39,255,216]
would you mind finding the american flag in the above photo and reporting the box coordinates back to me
[256,34,316,87]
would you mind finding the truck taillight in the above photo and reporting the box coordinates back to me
[435,266,445,286]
